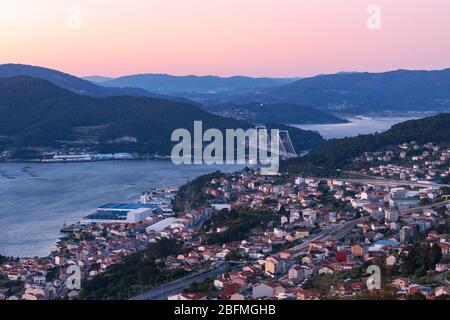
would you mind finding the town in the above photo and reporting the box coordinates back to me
[1,141,449,301]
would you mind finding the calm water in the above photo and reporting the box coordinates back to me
[0,161,242,257]
[293,116,420,139]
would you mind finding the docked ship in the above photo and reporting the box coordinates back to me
[41,154,93,163]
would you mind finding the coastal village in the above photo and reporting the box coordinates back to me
[1,142,449,301]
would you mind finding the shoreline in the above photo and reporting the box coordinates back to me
[0,161,247,258]
[0,156,172,164]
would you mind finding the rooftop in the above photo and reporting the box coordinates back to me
[99,203,158,210]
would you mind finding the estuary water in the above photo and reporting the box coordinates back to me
[0,161,242,257]
[293,115,420,139]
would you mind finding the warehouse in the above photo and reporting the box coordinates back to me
[82,203,158,224]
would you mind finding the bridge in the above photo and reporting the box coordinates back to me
[256,125,298,159]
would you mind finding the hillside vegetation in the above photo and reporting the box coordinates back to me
[283,113,450,175]
[0,76,325,158]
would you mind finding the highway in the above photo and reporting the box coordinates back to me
[288,200,450,256]
[289,216,369,257]
[324,177,449,188]
[130,262,242,300]
[327,172,450,188]
[399,200,450,218]
[288,200,450,257]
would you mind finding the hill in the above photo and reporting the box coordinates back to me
[192,69,450,114]
[283,113,450,175]
[0,64,183,101]
[82,75,113,83]
[271,69,450,113]
[204,102,347,124]
[100,73,298,94]
[0,76,325,158]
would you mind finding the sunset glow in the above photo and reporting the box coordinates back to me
[1,0,449,77]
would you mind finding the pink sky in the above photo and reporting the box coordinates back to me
[1,0,449,77]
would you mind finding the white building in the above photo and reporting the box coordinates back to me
[81,203,158,224]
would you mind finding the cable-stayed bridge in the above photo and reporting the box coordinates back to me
[255,125,298,159]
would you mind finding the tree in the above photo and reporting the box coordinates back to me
[225,251,243,261]
[429,244,443,267]
[402,244,442,276]
[407,292,427,300]
[415,268,426,278]
[79,238,185,300]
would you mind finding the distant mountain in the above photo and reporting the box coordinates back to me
[283,113,450,175]
[190,69,450,114]
[0,64,181,100]
[0,76,324,158]
[83,75,113,83]
[270,69,450,113]
[204,102,348,124]
[100,73,299,94]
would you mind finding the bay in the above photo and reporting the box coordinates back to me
[293,115,421,139]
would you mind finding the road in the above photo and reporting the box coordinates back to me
[433,271,450,285]
[130,262,240,300]
[325,177,449,188]
[289,216,369,257]
[400,200,450,217]
[288,200,450,257]
[339,171,450,188]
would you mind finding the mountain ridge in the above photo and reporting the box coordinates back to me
[98,73,299,94]
[258,69,450,113]
[180,68,450,114]
[0,64,188,102]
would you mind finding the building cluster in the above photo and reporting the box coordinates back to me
[1,154,449,300]
[0,188,207,300]
[166,170,450,300]
[352,142,450,183]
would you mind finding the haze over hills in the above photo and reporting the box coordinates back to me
[84,72,350,124]
[83,75,114,83]
[185,69,450,114]
[204,102,348,124]
[93,73,299,94]
[0,76,324,158]
[271,69,450,113]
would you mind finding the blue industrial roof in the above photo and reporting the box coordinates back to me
[99,203,157,210]
[85,210,128,220]
[375,240,401,247]
[96,210,129,216]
